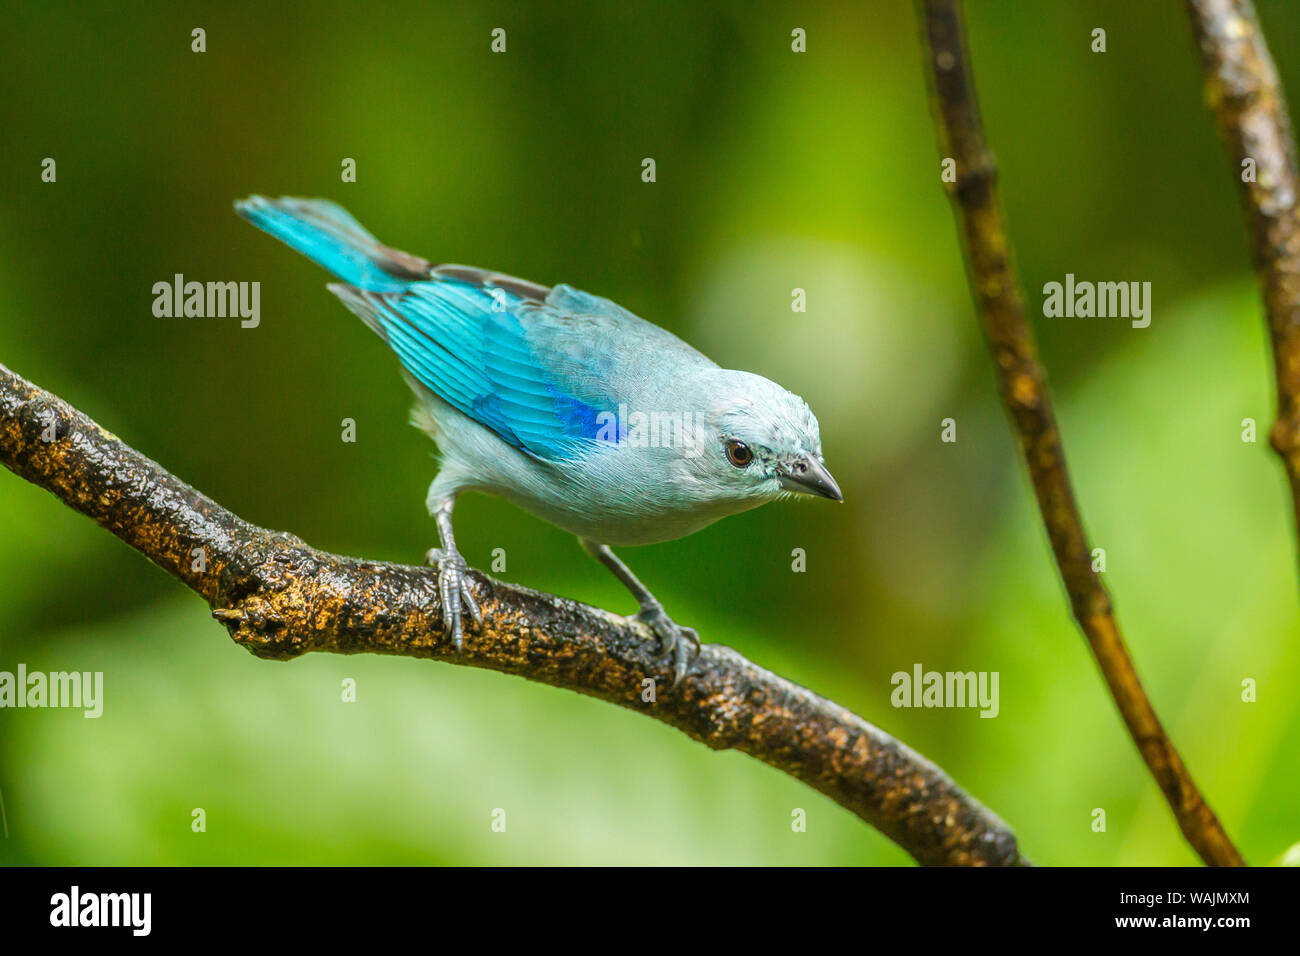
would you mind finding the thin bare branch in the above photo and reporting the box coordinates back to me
[918,0,1244,867]
[1186,0,1300,580]
[0,360,1028,866]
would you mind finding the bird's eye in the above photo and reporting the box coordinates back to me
[725,440,753,468]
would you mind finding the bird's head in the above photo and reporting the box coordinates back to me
[689,370,841,505]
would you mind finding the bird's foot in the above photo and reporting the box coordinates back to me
[425,547,482,652]
[633,603,700,686]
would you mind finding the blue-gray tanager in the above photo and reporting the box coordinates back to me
[236,196,841,682]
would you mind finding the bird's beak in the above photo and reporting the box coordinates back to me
[778,455,843,501]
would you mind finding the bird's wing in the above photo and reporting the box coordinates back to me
[329,271,714,461]
[236,195,432,292]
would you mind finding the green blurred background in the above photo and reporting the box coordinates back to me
[2,0,1298,865]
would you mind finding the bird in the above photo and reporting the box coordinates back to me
[235,195,841,683]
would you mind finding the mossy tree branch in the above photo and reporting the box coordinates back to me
[918,0,1244,867]
[0,360,1027,867]
[1187,0,1300,582]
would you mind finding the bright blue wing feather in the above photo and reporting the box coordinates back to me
[373,280,607,459]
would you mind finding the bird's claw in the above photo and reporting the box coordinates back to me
[425,547,481,651]
[634,604,700,686]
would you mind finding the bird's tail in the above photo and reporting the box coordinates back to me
[234,195,431,293]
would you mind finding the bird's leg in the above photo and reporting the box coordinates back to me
[425,495,481,651]
[580,539,699,685]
